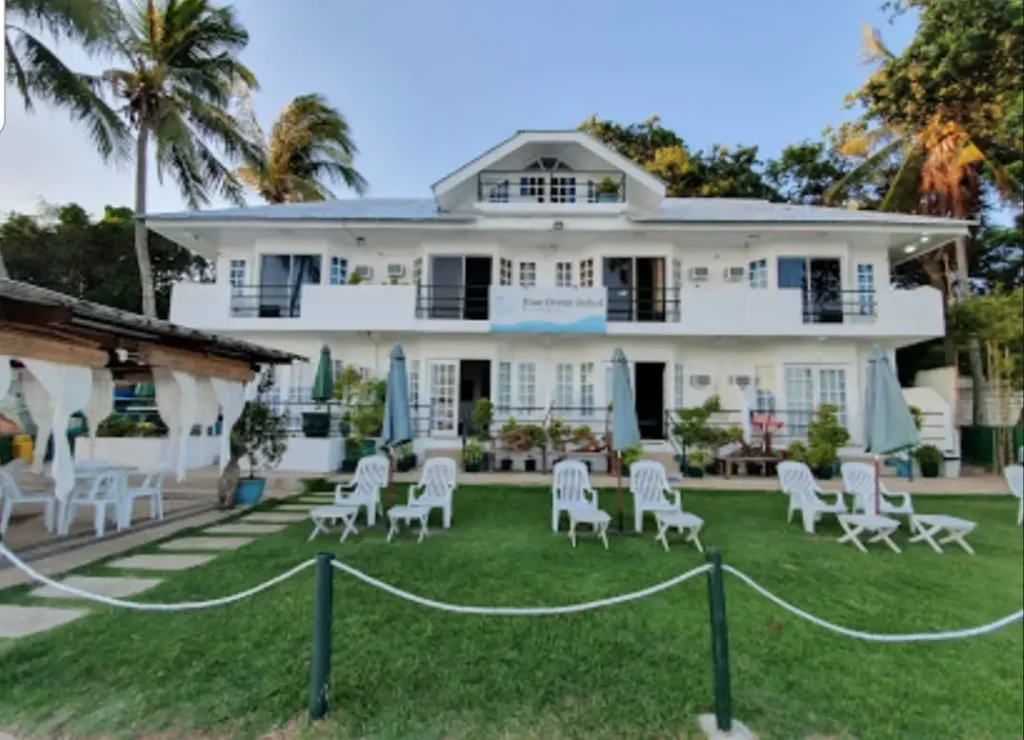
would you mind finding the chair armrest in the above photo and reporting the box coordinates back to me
[407,484,419,506]
[585,487,599,506]
[335,482,355,494]
[886,491,912,508]
[665,488,682,507]
[822,489,845,507]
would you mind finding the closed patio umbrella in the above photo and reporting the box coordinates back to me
[864,345,919,514]
[311,346,334,404]
[611,348,641,532]
[382,344,412,507]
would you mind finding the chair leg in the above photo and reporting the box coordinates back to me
[94,505,106,538]
[0,500,12,535]
[43,501,55,533]
[443,503,451,529]
[634,508,643,534]
[552,508,559,533]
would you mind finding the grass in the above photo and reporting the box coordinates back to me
[0,487,1021,740]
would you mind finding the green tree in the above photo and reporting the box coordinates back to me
[237,93,367,203]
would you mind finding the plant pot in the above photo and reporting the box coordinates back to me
[500,458,513,472]
[340,459,358,473]
[919,461,940,478]
[524,458,537,472]
[302,412,330,438]
[360,439,378,457]
[685,466,705,478]
[814,466,835,480]
[747,462,763,476]
[463,460,486,473]
[621,464,631,477]
[597,193,619,203]
[337,420,350,438]
[235,477,266,505]
[396,454,416,473]
[582,459,592,473]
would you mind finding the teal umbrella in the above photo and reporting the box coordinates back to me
[311,346,334,404]
[864,344,919,514]
[382,344,412,506]
[611,348,641,531]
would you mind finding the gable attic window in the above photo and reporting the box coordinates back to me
[521,157,576,204]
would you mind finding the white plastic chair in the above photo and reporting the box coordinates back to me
[0,460,56,535]
[119,464,172,529]
[551,459,600,532]
[1005,464,1023,525]
[629,459,682,533]
[841,461,914,516]
[335,454,389,526]
[777,461,846,533]
[407,457,456,528]
[61,471,122,538]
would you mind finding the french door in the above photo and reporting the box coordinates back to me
[783,365,849,438]
[428,361,458,435]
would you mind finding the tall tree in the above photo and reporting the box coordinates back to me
[237,93,367,203]
[97,0,261,317]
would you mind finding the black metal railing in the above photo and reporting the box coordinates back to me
[415,284,490,320]
[477,171,626,204]
[230,284,303,318]
[265,400,436,438]
[802,289,877,324]
[605,286,680,323]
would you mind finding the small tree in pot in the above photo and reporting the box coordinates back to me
[806,404,849,479]
[914,444,943,478]
[224,395,287,507]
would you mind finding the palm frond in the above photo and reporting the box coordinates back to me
[859,24,894,64]
[824,135,907,205]
[880,143,925,212]
[4,32,33,108]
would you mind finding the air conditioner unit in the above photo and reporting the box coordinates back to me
[723,266,746,282]
[728,374,753,388]
[687,266,710,282]
[386,263,405,279]
[354,265,373,280]
[689,374,712,388]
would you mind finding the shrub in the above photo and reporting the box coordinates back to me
[463,439,485,465]
[786,441,809,463]
[914,444,943,466]
[621,443,643,468]
[688,449,713,469]
[470,398,494,440]
[231,399,288,478]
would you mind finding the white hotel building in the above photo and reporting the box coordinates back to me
[153,130,969,467]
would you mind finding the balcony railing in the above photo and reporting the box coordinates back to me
[415,284,490,320]
[605,286,680,323]
[229,285,302,318]
[477,171,626,205]
[802,289,876,324]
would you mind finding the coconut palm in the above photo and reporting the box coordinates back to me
[98,0,262,316]
[237,93,367,203]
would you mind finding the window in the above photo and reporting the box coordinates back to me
[555,363,574,410]
[517,363,536,410]
[672,259,682,291]
[229,259,247,290]
[497,362,512,414]
[754,389,776,414]
[499,258,513,286]
[580,362,595,416]
[555,262,573,288]
[409,360,420,410]
[818,368,848,428]
[429,362,457,432]
[579,259,594,287]
[519,262,536,287]
[748,259,767,289]
[412,257,423,286]
[784,366,849,438]
[674,363,685,409]
[329,256,348,285]
[856,263,875,315]
[487,180,510,203]
[549,176,577,204]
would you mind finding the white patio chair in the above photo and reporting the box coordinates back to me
[0,460,56,535]
[408,457,456,528]
[551,459,610,547]
[119,464,172,529]
[841,461,914,516]
[61,471,122,538]
[629,459,682,533]
[777,461,846,534]
[1005,464,1023,526]
[335,454,389,526]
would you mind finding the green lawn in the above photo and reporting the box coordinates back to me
[0,487,1021,739]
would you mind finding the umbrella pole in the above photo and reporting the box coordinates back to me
[387,448,395,509]
[873,455,881,516]
[616,452,624,533]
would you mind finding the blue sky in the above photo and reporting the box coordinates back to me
[0,0,918,217]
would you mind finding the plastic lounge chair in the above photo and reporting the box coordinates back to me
[0,460,56,535]
[408,457,456,528]
[1005,464,1023,526]
[61,471,122,538]
[777,461,846,533]
[841,461,913,516]
[119,464,172,528]
[335,454,388,526]
[551,459,611,547]
[629,459,682,533]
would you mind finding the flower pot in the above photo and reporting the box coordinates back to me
[360,439,378,457]
[463,460,485,473]
[500,458,513,472]
[340,459,358,473]
[920,461,940,478]
[685,466,705,478]
[597,192,619,203]
[302,412,331,438]
[235,477,267,505]
[524,458,537,472]
[814,466,835,480]
[395,454,416,472]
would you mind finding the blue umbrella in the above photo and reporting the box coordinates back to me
[611,348,641,531]
[864,344,920,514]
[382,344,412,506]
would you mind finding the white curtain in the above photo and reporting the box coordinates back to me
[212,378,246,472]
[22,359,93,501]
[0,356,11,401]
[86,369,115,438]
[171,371,198,482]
[152,368,181,476]
[22,372,53,473]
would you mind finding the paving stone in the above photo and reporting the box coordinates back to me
[275,504,318,511]
[0,605,90,638]
[203,523,286,535]
[30,575,162,601]
[159,536,253,551]
[106,553,216,571]
[244,512,308,523]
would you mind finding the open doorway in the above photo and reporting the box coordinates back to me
[635,362,665,439]
[458,360,491,436]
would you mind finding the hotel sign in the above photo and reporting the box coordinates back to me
[490,287,606,334]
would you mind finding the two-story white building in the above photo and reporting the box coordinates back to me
[152,130,969,462]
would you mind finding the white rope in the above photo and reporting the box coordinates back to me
[331,559,713,615]
[723,565,1024,643]
[0,542,315,612]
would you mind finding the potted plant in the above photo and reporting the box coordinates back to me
[229,396,287,506]
[547,417,570,458]
[620,443,643,476]
[341,436,361,472]
[785,441,809,463]
[807,443,838,479]
[914,444,943,478]
[462,439,486,472]
[806,404,850,479]
[498,417,518,471]
[594,176,621,203]
[395,442,417,472]
[686,449,713,478]
[520,424,546,472]
[470,397,494,441]
[350,377,386,457]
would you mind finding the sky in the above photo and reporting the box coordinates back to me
[0,0,920,218]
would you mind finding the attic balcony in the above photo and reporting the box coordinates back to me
[476,171,627,212]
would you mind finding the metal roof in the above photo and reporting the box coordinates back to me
[146,198,468,223]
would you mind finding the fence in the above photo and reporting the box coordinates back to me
[1,540,1019,735]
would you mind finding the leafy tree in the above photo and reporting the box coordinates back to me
[237,93,367,203]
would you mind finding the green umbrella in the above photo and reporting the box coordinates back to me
[311,346,334,404]
[611,348,641,531]
[864,345,919,514]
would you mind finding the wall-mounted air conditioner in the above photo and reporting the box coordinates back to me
[723,266,746,282]
[689,374,712,388]
[354,265,373,280]
[687,266,710,283]
[386,263,406,279]
[728,374,753,388]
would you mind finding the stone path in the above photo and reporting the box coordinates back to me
[276,504,319,511]
[244,511,308,523]
[106,553,217,571]
[30,575,162,601]
[0,604,90,638]
[159,536,253,552]
[204,523,286,535]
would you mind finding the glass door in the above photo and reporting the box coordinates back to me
[428,361,458,434]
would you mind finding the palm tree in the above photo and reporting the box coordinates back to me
[2,0,128,279]
[237,94,367,204]
[99,0,262,317]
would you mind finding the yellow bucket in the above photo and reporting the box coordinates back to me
[12,434,33,463]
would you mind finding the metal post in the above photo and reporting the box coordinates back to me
[309,551,334,720]
[705,548,733,732]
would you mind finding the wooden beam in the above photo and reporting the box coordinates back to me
[138,342,255,383]
[0,302,74,326]
[0,325,109,367]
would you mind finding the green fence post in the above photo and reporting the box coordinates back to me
[705,547,733,732]
[309,551,334,721]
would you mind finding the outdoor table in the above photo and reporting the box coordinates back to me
[837,513,902,553]
[386,505,431,543]
[308,504,361,543]
[909,514,977,554]
[654,511,705,553]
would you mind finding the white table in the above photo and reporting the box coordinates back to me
[386,505,431,543]
[308,505,362,543]
[909,514,977,554]
[654,511,705,553]
[567,507,611,549]
[837,513,902,553]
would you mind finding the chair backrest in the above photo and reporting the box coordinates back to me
[1005,464,1024,499]
[139,463,174,492]
[629,460,670,505]
[82,471,119,499]
[0,459,26,500]
[552,460,593,507]
[354,455,389,491]
[418,457,456,498]
[777,461,819,500]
